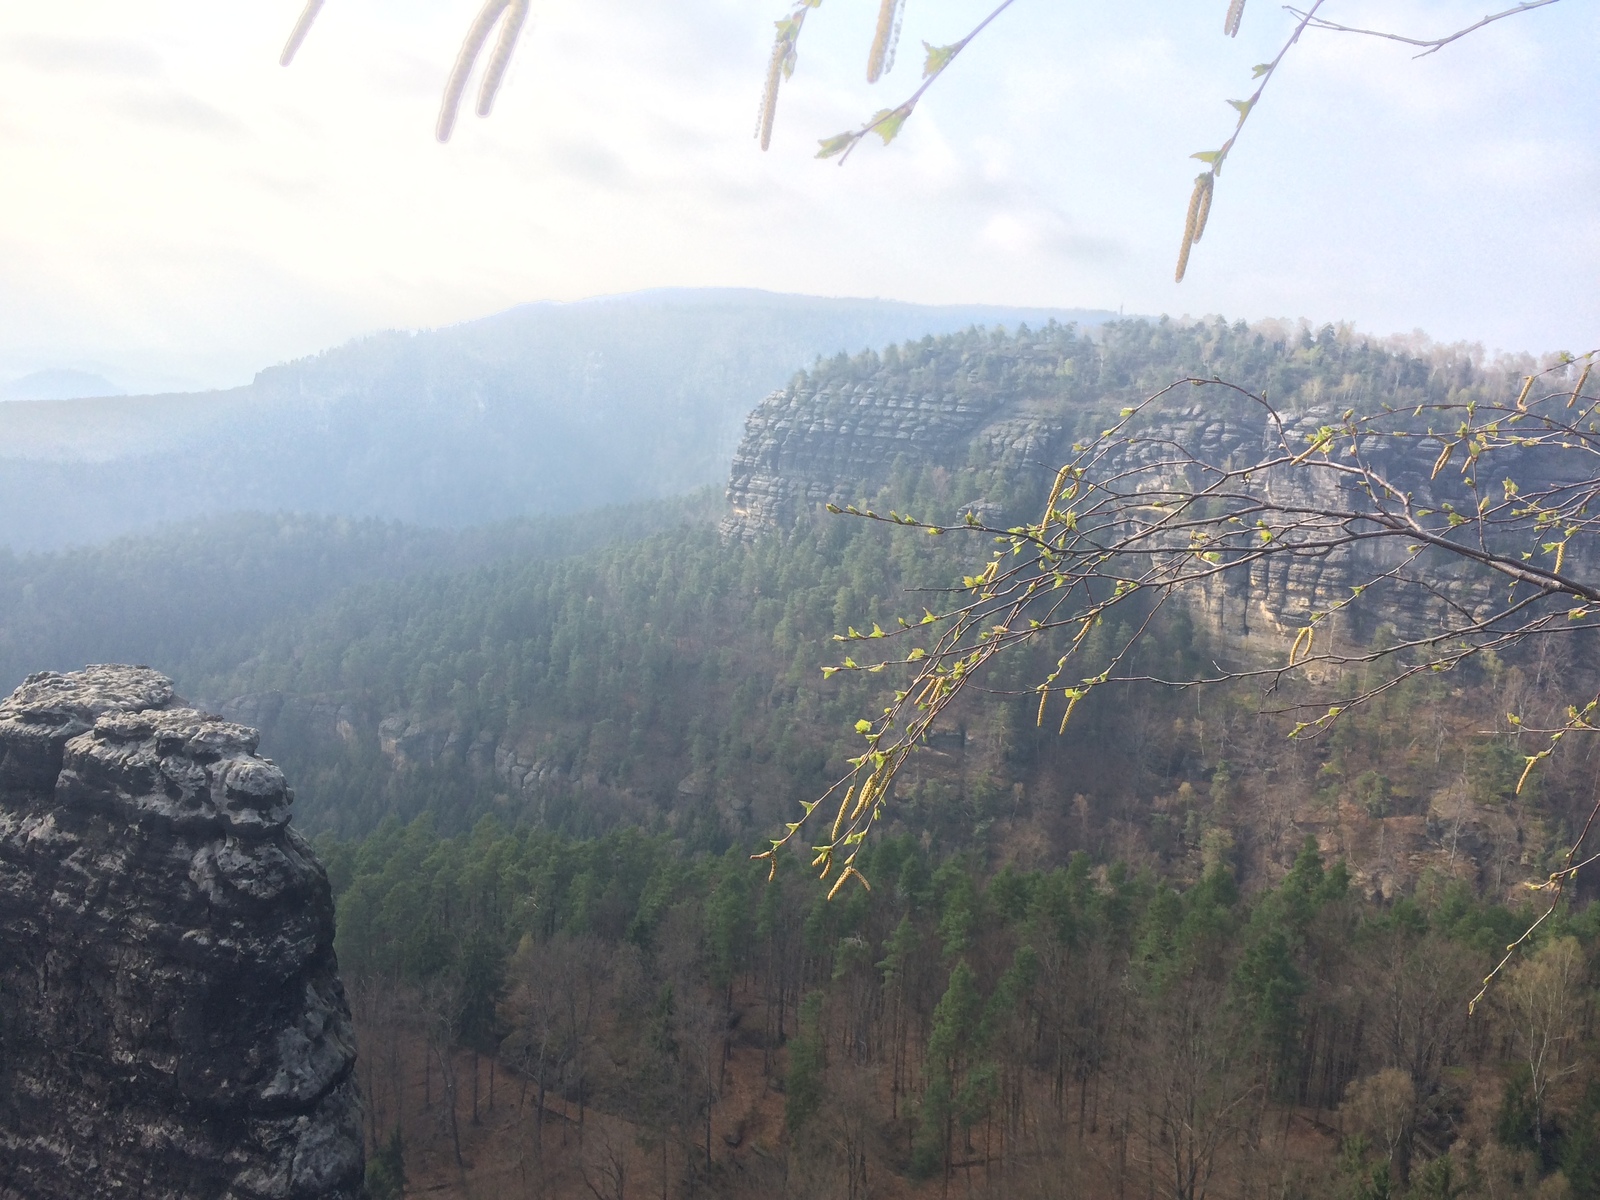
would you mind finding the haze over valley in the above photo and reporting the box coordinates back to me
[3,6,1598,1200]
[6,291,1600,1197]
[0,289,1112,551]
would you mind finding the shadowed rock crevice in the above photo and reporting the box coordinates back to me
[0,665,364,1200]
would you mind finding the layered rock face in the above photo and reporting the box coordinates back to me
[722,371,1264,539]
[721,358,1372,632]
[722,375,1049,536]
[0,666,363,1199]
[722,326,1573,645]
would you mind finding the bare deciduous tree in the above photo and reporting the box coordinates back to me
[1502,935,1585,1145]
[1343,1068,1416,1179]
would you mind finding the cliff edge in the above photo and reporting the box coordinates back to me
[0,666,363,1199]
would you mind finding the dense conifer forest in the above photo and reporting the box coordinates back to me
[2,320,1597,1198]
[323,814,1600,1200]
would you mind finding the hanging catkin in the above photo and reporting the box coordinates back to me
[477,0,530,116]
[279,0,326,67]
[1175,172,1209,282]
[438,0,512,142]
[867,0,900,83]
[758,36,786,150]
[1191,172,1214,244]
[1224,0,1246,37]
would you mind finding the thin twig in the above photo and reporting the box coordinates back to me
[816,0,1018,162]
[1288,0,1563,58]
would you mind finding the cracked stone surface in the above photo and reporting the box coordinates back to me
[720,352,1578,644]
[0,666,363,1199]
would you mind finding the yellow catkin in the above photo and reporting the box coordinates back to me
[1430,441,1454,479]
[437,0,511,143]
[1191,173,1214,244]
[827,866,858,900]
[1036,688,1049,728]
[279,0,326,67]
[758,38,785,150]
[1040,463,1071,525]
[1174,235,1193,284]
[1514,374,1535,410]
[1568,362,1592,409]
[867,0,898,83]
[1058,691,1080,735]
[831,786,855,839]
[1289,625,1314,666]
[1515,756,1541,795]
[1175,175,1206,282]
[476,0,530,117]
[850,777,875,821]
[1224,0,1246,37]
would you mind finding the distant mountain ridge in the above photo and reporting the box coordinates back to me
[0,368,124,403]
[0,289,1115,551]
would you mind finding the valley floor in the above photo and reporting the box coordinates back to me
[356,984,1545,1200]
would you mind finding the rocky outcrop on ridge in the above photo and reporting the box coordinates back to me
[722,375,1046,535]
[0,666,363,1199]
[721,371,1372,637]
[722,320,1574,644]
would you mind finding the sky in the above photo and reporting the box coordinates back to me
[0,0,1595,393]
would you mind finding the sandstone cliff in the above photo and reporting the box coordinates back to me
[0,666,363,1200]
[722,320,1563,644]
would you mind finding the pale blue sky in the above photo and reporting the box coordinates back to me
[0,1,1594,392]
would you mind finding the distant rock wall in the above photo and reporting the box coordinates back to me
[722,376,1034,536]
[722,366,1553,646]
[0,666,363,1200]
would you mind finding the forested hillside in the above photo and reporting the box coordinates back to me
[322,815,1600,1200]
[725,313,1524,551]
[0,493,721,700]
[2,317,1597,1199]
[3,319,1591,882]
[0,290,1111,551]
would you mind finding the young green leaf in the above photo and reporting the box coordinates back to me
[817,132,856,159]
[923,41,959,78]
[872,105,911,144]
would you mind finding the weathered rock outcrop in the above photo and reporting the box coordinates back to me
[722,358,1368,636]
[722,323,1575,645]
[722,375,1048,535]
[0,666,363,1199]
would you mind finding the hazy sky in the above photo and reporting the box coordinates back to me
[1,1,1595,392]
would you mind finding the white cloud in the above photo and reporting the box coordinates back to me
[0,0,1595,391]
[2,32,164,78]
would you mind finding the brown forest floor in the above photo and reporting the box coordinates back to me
[362,997,1350,1200]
